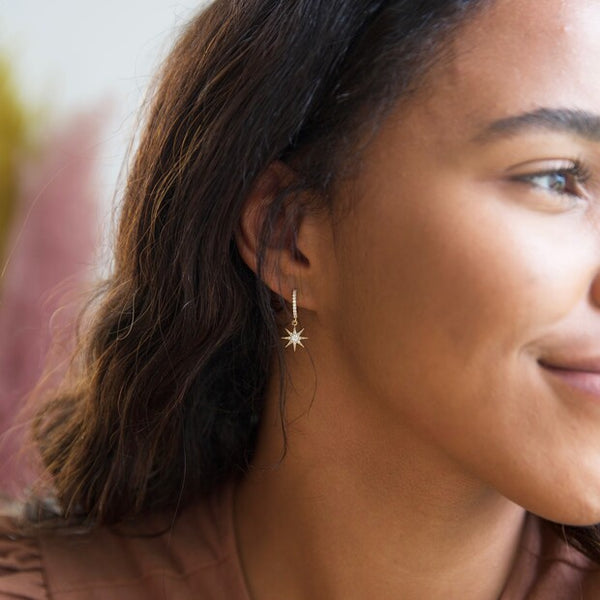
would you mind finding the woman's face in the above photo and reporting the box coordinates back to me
[324,0,600,524]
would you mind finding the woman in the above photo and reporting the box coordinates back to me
[2,0,600,597]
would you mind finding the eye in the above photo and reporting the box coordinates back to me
[523,169,584,196]
[510,160,591,208]
[528,171,575,194]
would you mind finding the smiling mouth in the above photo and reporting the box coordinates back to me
[538,359,600,399]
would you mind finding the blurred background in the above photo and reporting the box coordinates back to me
[0,0,201,496]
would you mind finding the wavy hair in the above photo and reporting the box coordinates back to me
[30,0,600,561]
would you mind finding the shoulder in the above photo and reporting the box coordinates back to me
[0,513,47,600]
[0,484,250,600]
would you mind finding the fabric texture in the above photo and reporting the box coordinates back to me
[1,483,599,599]
[0,485,250,600]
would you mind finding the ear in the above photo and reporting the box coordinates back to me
[235,162,329,312]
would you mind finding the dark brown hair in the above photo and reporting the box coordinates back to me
[30,0,600,561]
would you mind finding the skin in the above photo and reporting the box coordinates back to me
[235,0,600,598]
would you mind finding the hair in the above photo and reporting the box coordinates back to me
[29,0,600,560]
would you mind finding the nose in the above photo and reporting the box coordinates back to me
[593,269,600,310]
[592,210,600,309]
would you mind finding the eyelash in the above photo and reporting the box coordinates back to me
[513,160,591,201]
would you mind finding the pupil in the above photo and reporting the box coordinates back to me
[550,173,567,191]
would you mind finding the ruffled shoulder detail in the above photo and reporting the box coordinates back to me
[0,514,47,600]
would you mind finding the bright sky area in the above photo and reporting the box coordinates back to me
[0,0,204,220]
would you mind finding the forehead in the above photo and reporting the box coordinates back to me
[409,0,600,139]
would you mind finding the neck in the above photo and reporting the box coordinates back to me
[234,357,527,600]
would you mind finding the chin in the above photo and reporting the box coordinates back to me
[524,485,600,527]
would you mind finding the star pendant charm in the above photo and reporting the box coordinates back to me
[282,326,308,352]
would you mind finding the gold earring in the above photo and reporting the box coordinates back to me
[282,289,308,352]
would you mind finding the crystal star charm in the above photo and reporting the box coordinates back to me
[282,326,307,352]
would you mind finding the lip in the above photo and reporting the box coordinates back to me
[539,359,600,399]
[539,356,600,372]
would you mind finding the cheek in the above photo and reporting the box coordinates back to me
[330,183,595,453]
[329,182,600,523]
[335,184,586,381]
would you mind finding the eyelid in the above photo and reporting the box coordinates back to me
[505,158,589,177]
[508,159,591,195]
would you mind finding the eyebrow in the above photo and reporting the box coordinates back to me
[473,108,600,144]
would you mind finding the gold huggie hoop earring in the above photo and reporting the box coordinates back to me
[282,289,308,352]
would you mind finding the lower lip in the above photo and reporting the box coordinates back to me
[540,365,600,399]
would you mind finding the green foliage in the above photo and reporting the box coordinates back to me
[0,55,29,266]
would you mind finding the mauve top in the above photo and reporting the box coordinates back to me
[0,483,599,599]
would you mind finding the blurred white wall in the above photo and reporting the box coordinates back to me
[0,0,205,249]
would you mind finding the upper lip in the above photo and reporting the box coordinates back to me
[538,357,600,374]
